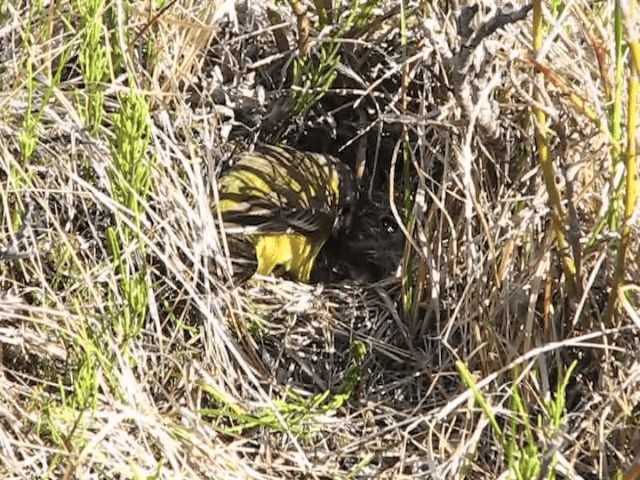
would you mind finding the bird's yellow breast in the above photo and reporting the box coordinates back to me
[253,232,325,283]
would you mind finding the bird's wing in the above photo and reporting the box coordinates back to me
[221,201,334,236]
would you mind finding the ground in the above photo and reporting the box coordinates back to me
[1,1,640,479]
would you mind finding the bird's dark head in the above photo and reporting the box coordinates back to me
[334,160,357,234]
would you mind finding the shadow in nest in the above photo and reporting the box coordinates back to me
[311,187,404,284]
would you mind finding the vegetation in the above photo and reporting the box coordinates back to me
[0,0,639,478]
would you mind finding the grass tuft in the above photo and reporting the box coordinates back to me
[1,1,639,479]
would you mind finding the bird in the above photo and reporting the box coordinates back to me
[216,144,355,283]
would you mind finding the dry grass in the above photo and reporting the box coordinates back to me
[1,0,639,479]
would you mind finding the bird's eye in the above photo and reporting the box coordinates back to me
[381,215,397,233]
